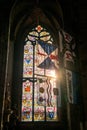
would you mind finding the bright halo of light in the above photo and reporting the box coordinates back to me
[50,70,56,78]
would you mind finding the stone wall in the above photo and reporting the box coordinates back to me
[0,18,8,127]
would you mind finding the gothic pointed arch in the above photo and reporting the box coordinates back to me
[9,0,66,124]
[9,0,64,40]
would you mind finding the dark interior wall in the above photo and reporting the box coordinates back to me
[0,21,8,124]
[60,1,87,128]
[0,1,14,126]
[78,0,87,129]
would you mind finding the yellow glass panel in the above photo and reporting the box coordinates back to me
[29,31,38,37]
[40,31,49,36]
[40,35,51,42]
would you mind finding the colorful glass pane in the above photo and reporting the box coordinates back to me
[36,25,43,32]
[27,35,36,41]
[40,31,49,36]
[48,41,53,44]
[23,41,33,77]
[40,35,51,42]
[34,76,58,121]
[28,25,54,44]
[21,80,32,121]
[46,78,58,121]
[29,31,38,37]
[21,25,59,122]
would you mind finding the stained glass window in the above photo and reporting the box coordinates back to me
[21,25,60,122]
